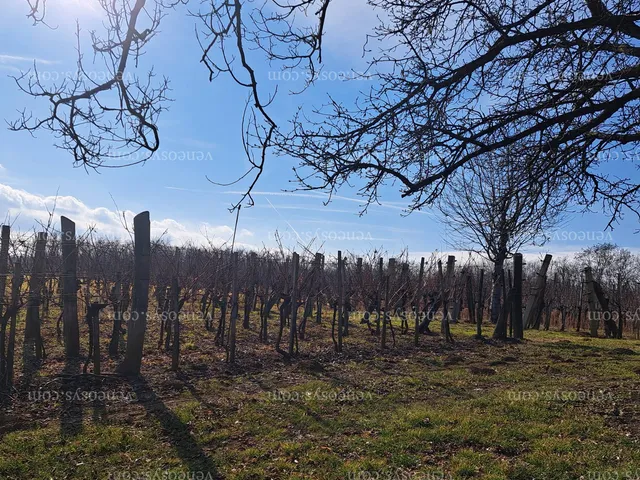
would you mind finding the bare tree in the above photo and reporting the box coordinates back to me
[438,151,565,324]
[13,0,330,210]
[280,0,640,223]
[12,0,640,225]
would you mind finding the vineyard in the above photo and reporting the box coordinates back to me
[4,0,640,475]
[0,213,638,479]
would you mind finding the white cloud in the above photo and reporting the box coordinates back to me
[0,183,254,248]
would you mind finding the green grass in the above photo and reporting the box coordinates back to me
[2,312,640,479]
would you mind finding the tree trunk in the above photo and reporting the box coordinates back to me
[489,253,506,325]
[512,254,524,340]
[492,269,509,340]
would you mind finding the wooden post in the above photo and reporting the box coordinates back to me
[523,255,552,329]
[414,257,425,347]
[476,269,484,338]
[512,253,524,340]
[61,217,80,357]
[288,252,300,356]
[118,212,151,376]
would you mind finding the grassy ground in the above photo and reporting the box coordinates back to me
[1,306,639,480]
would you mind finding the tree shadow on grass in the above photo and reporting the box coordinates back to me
[176,372,222,416]
[20,339,41,391]
[59,356,84,437]
[128,376,220,479]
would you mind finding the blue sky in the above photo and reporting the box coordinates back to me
[0,0,637,259]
